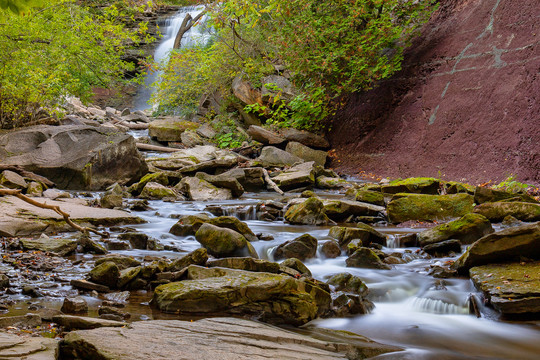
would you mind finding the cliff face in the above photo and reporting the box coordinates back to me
[329,0,539,184]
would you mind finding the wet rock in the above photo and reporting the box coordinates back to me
[165,248,209,273]
[453,222,540,274]
[0,274,9,288]
[195,223,258,258]
[417,213,494,246]
[181,130,204,147]
[422,239,462,256]
[20,235,77,256]
[61,297,88,314]
[427,265,457,279]
[321,240,341,259]
[331,291,374,317]
[274,234,318,261]
[148,118,199,142]
[470,261,540,316]
[176,177,232,201]
[246,125,285,145]
[139,181,179,200]
[58,317,400,360]
[501,215,524,228]
[147,145,235,172]
[0,331,56,359]
[0,125,147,190]
[346,248,391,270]
[329,224,387,249]
[77,235,108,254]
[215,167,265,191]
[153,266,330,325]
[280,258,312,277]
[26,181,43,196]
[129,172,169,195]
[254,146,303,167]
[207,216,257,242]
[118,232,148,250]
[474,186,537,204]
[284,197,331,225]
[98,306,130,320]
[53,314,125,330]
[95,255,141,270]
[381,177,441,195]
[272,161,316,190]
[89,262,120,289]
[323,199,385,221]
[473,202,540,222]
[100,193,123,209]
[207,257,281,273]
[195,172,244,198]
[106,240,130,251]
[281,128,330,149]
[196,123,217,139]
[285,142,327,166]
[0,170,27,189]
[326,273,369,297]
[169,214,210,236]
[348,189,385,206]
[128,199,151,211]
[70,279,110,293]
[387,193,474,223]
[0,314,41,328]
[117,267,142,289]
[316,176,352,190]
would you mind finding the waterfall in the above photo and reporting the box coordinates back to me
[133,6,208,111]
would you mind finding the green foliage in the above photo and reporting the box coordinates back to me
[0,0,148,128]
[215,132,242,149]
[0,0,45,14]
[493,175,533,194]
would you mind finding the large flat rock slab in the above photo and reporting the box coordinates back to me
[0,331,57,360]
[0,195,143,236]
[58,317,401,360]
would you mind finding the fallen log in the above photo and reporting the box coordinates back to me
[262,168,284,195]
[0,189,108,237]
[136,143,181,153]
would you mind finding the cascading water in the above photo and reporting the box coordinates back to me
[133,6,209,111]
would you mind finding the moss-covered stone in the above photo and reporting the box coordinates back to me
[351,190,385,206]
[274,234,318,261]
[117,267,142,289]
[323,199,385,221]
[474,186,537,204]
[346,248,391,270]
[316,176,351,190]
[280,258,312,277]
[387,193,474,223]
[443,181,475,194]
[165,248,209,272]
[329,223,387,249]
[169,214,210,236]
[284,197,331,225]
[417,213,494,246]
[20,236,77,256]
[207,216,257,242]
[473,202,540,222]
[207,257,281,273]
[326,272,369,297]
[195,223,258,258]
[89,262,120,289]
[382,177,440,195]
[148,119,199,142]
[26,181,43,196]
[130,172,169,195]
[139,182,178,200]
[95,256,141,270]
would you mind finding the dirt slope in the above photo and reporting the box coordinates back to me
[329,0,539,185]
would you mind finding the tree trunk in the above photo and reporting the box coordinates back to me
[173,10,207,49]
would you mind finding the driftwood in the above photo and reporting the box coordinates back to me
[110,119,149,130]
[173,10,207,49]
[262,168,284,195]
[0,189,108,237]
[136,143,181,153]
[0,165,54,187]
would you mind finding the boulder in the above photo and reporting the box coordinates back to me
[53,315,125,330]
[284,197,331,225]
[346,248,391,270]
[323,199,385,221]
[0,331,56,359]
[58,317,400,360]
[169,214,210,236]
[139,181,179,200]
[207,216,257,242]
[254,146,303,167]
[261,75,296,102]
[147,145,235,171]
[329,224,387,248]
[232,77,262,105]
[381,177,441,195]
[247,125,285,145]
[0,125,147,190]
[117,267,142,289]
[129,172,169,195]
[95,255,141,270]
[326,273,369,297]
[196,123,217,139]
[195,223,258,258]
[100,193,123,209]
[473,202,540,222]
[26,181,43,196]
[61,297,88,314]
[177,177,232,201]
[422,239,462,256]
[316,176,352,190]
[452,222,540,274]
[470,262,540,316]
[181,130,204,147]
[207,257,281,273]
[280,258,312,277]
[216,167,265,191]
[285,142,327,166]
[272,161,316,190]
[89,262,120,288]
[195,172,244,198]
[118,232,148,249]
[417,213,494,246]
[274,234,318,261]
[348,189,385,206]
[20,235,77,256]
[166,248,209,273]
[153,266,330,325]
[474,186,537,204]
[148,118,199,142]
[321,240,341,259]
[281,128,330,149]
[0,170,27,189]
[387,193,474,223]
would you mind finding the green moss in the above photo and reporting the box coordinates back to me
[387,193,474,223]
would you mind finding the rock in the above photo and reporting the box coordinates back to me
[26,181,43,196]
[98,306,130,320]
[285,142,327,166]
[0,125,147,190]
[474,186,537,204]
[247,125,285,145]
[381,177,441,195]
[321,240,341,258]
[89,262,120,288]
[195,172,244,198]
[329,224,387,248]
[61,297,88,314]
[20,235,77,256]
[77,235,108,255]
[284,197,331,225]
[216,167,265,191]
[346,248,391,270]
[427,265,457,278]
[58,317,400,360]
[177,177,232,201]
[195,223,258,258]
[0,170,27,189]
[139,181,179,200]
[100,193,123,209]
[316,176,352,190]
[0,314,41,328]
[261,75,296,102]
[118,232,148,249]
[473,202,540,222]
[207,216,257,242]
[42,188,70,199]
[117,267,142,289]
[128,199,151,211]
[196,123,217,139]
[422,239,462,256]
[501,215,524,228]
[280,258,312,277]
[470,262,540,316]
[233,77,262,105]
[52,315,125,330]
[129,172,169,195]
[153,266,330,325]
[417,213,494,246]
[165,248,209,272]
[452,222,540,274]
[106,240,130,250]
[70,279,110,293]
[0,274,9,288]
[254,146,303,167]
[0,330,57,359]
[147,145,229,171]
[281,128,330,149]
[274,234,318,261]
[349,189,385,206]
[95,256,141,270]
[272,161,316,190]
[326,273,369,297]
[169,214,210,236]
[387,193,474,223]
[207,257,281,273]
[181,130,204,147]
[323,199,385,221]
[148,118,199,142]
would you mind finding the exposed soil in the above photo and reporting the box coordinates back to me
[328,0,540,185]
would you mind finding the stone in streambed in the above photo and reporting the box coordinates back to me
[176,177,232,201]
[272,161,316,190]
[169,214,210,236]
[280,258,312,277]
[346,248,391,270]
[61,297,88,314]
[53,314,125,330]
[195,223,258,258]
[284,197,331,225]
[285,142,327,166]
[381,177,440,195]
[321,240,341,259]
[207,216,257,242]
[206,257,281,274]
[20,235,77,256]
[148,118,199,142]
[387,193,474,223]
[422,239,462,256]
[273,234,318,261]
[329,223,387,249]
[89,262,120,289]
[254,146,303,167]
[474,186,537,204]
[417,213,494,246]
[165,248,209,273]
[473,202,540,222]
[0,170,27,189]
[95,255,141,270]
[139,182,179,200]
[195,172,244,198]
[323,199,385,221]
[347,189,385,206]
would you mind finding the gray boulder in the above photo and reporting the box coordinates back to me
[148,118,199,142]
[346,248,391,270]
[255,146,303,167]
[417,213,494,246]
[281,128,330,149]
[274,234,318,261]
[177,177,232,201]
[329,224,387,248]
[195,223,258,258]
[285,142,327,166]
[473,202,540,222]
[247,125,285,145]
[0,170,27,189]
[272,161,316,190]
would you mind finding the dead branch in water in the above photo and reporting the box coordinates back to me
[0,189,108,237]
[262,168,284,195]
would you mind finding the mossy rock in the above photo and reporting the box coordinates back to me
[382,177,440,195]
[195,223,258,258]
[117,267,142,289]
[130,172,169,195]
[20,236,77,256]
[387,193,474,223]
[169,214,210,236]
[326,272,369,297]
[329,223,387,249]
[89,262,120,289]
[207,216,257,242]
[165,248,209,272]
[95,256,141,270]
[284,197,331,225]
[139,182,178,200]
[474,186,537,204]
[346,248,391,270]
[280,258,312,277]
[417,213,494,246]
[274,234,318,261]
[323,199,385,221]
[443,181,475,194]
[352,190,385,206]
[207,257,281,273]
[148,119,199,142]
[473,202,540,222]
